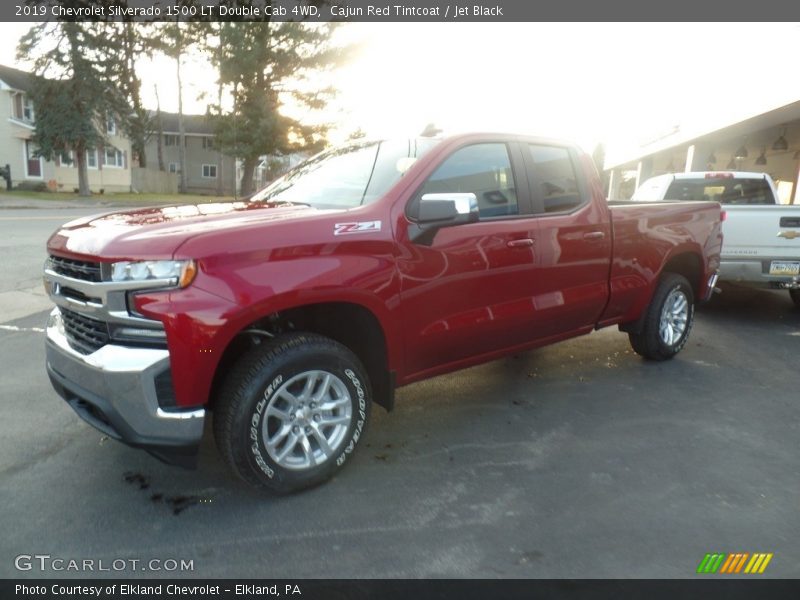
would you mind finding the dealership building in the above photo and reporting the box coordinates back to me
[604,98,800,204]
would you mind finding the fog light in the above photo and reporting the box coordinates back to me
[115,327,167,339]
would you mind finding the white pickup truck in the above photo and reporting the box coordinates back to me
[631,171,800,307]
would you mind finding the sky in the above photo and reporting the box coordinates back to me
[3,22,800,161]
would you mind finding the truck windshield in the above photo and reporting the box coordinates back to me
[250,139,436,209]
[664,178,775,205]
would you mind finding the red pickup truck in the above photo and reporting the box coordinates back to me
[44,134,722,493]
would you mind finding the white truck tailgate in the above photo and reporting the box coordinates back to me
[722,206,800,282]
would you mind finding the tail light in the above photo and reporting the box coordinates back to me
[720,210,727,222]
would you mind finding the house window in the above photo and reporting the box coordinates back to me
[164,134,178,147]
[168,163,179,173]
[106,116,116,135]
[24,140,43,178]
[202,164,217,179]
[202,137,214,150]
[22,96,35,122]
[63,149,97,169]
[104,147,124,168]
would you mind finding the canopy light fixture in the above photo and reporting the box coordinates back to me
[419,123,442,137]
[755,148,767,166]
[707,150,717,164]
[734,140,748,159]
[772,127,789,151]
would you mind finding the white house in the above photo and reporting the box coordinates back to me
[0,63,132,193]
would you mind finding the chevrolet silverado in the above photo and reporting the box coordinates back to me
[44,134,723,492]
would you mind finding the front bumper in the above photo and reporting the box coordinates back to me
[45,308,205,467]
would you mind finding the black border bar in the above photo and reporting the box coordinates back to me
[4,579,800,600]
[6,0,800,22]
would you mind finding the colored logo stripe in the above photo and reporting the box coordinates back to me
[697,553,773,574]
[719,553,748,573]
[744,553,774,574]
[697,553,725,573]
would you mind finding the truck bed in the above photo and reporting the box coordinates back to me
[600,200,723,326]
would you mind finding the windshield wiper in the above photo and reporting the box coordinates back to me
[269,199,311,207]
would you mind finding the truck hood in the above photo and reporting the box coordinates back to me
[48,201,318,260]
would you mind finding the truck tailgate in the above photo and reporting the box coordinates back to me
[723,206,800,264]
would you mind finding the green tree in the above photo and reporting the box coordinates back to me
[110,22,155,169]
[151,22,210,192]
[18,22,124,196]
[211,22,340,196]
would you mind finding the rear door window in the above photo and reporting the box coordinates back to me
[526,145,584,213]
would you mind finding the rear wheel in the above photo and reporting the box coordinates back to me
[214,333,371,493]
[790,289,800,308]
[628,273,695,361]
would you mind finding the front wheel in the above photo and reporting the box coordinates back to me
[628,273,695,361]
[214,333,371,493]
[790,289,800,308]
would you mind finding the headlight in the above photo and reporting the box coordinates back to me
[109,259,197,288]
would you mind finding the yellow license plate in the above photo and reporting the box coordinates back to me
[769,261,800,276]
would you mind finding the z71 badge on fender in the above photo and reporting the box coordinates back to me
[334,221,381,235]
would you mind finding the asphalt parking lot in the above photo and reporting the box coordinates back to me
[1,204,799,579]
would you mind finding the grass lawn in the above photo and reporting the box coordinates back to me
[2,190,237,205]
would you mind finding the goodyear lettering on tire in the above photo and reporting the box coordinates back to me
[249,375,283,478]
[337,369,366,466]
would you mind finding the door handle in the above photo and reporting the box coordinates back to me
[583,231,606,241]
[507,238,535,248]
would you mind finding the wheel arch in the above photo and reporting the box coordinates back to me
[661,250,703,300]
[209,301,395,413]
[620,250,702,335]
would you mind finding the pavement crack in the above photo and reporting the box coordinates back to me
[0,435,76,479]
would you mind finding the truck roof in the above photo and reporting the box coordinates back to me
[649,171,770,181]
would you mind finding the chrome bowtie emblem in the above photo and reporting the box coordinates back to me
[777,230,800,240]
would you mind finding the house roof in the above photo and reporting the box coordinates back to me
[151,111,214,136]
[0,63,35,92]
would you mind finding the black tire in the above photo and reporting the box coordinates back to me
[214,333,371,493]
[628,273,695,361]
[790,289,800,308]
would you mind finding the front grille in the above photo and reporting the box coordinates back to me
[49,255,102,282]
[61,308,110,355]
[60,286,101,305]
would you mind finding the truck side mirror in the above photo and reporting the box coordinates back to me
[417,193,479,226]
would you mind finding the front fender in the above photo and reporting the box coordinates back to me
[134,253,402,408]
